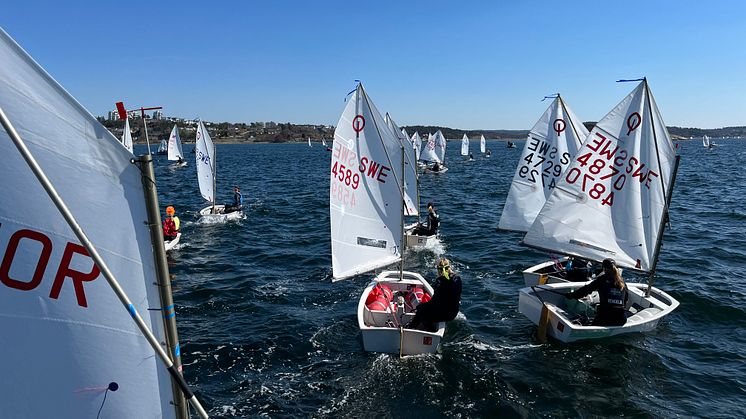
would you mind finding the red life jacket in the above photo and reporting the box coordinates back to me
[163,218,177,238]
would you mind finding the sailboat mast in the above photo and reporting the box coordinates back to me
[0,107,209,419]
[141,108,152,154]
[646,155,680,295]
[137,154,189,419]
[643,77,679,295]
[400,142,406,281]
[558,94,585,148]
[212,142,217,214]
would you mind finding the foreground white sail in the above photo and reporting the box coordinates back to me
[0,28,183,418]
[122,117,134,153]
[519,79,681,342]
[167,124,185,165]
[498,95,588,232]
[523,82,678,272]
[480,135,486,153]
[330,83,444,354]
[461,134,469,156]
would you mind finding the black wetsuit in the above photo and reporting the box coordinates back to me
[408,274,462,332]
[412,211,439,236]
[225,191,243,213]
[566,273,628,326]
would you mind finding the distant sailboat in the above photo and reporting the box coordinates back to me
[424,130,448,173]
[412,131,423,163]
[480,134,486,154]
[157,139,168,155]
[167,124,186,166]
[702,135,716,148]
[330,83,445,355]
[0,27,207,418]
[308,137,312,147]
[196,121,243,222]
[322,138,328,147]
[121,117,134,153]
[461,134,469,157]
[518,79,681,342]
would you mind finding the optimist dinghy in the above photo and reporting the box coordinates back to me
[331,83,444,355]
[195,120,243,222]
[167,124,187,166]
[518,79,681,341]
[164,232,181,251]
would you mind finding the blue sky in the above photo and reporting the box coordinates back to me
[2,1,744,129]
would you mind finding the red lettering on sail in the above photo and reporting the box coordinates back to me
[366,160,381,178]
[0,229,52,291]
[49,243,100,308]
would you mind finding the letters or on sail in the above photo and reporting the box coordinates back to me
[499,96,588,232]
[419,132,441,163]
[523,81,678,272]
[0,28,177,418]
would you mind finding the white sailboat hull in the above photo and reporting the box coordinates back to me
[522,257,570,286]
[357,271,445,355]
[404,222,436,248]
[199,205,243,223]
[518,282,679,343]
[164,232,181,251]
[424,166,448,174]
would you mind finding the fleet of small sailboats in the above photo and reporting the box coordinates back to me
[0,22,693,411]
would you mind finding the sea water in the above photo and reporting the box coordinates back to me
[147,139,746,417]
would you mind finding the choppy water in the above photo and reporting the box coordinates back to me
[149,139,746,418]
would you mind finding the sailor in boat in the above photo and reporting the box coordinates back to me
[563,257,597,282]
[223,185,244,213]
[411,202,440,236]
[162,206,180,241]
[469,152,474,161]
[406,258,463,332]
[486,149,491,157]
[565,258,628,326]
[430,162,442,172]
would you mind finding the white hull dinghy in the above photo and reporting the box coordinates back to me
[167,124,186,166]
[199,205,243,223]
[164,232,181,251]
[518,282,679,343]
[404,222,436,248]
[358,271,444,355]
[195,121,243,223]
[519,79,681,341]
[331,83,442,356]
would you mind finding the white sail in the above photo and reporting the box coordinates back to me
[322,138,327,147]
[461,134,469,156]
[195,120,216,203]
[330,84,404,280]
[419,132,441,163]
[308,137,312,147]
[434,130,447,162]
[386,114,419,216]
[0,28,178,418]
[121,117,133,153]
[702,135,709,147]
[523,80,678,272]
[499,95,589,232]
[480,134,486,153]
[412,132,422,161]
[167,124,183,161]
